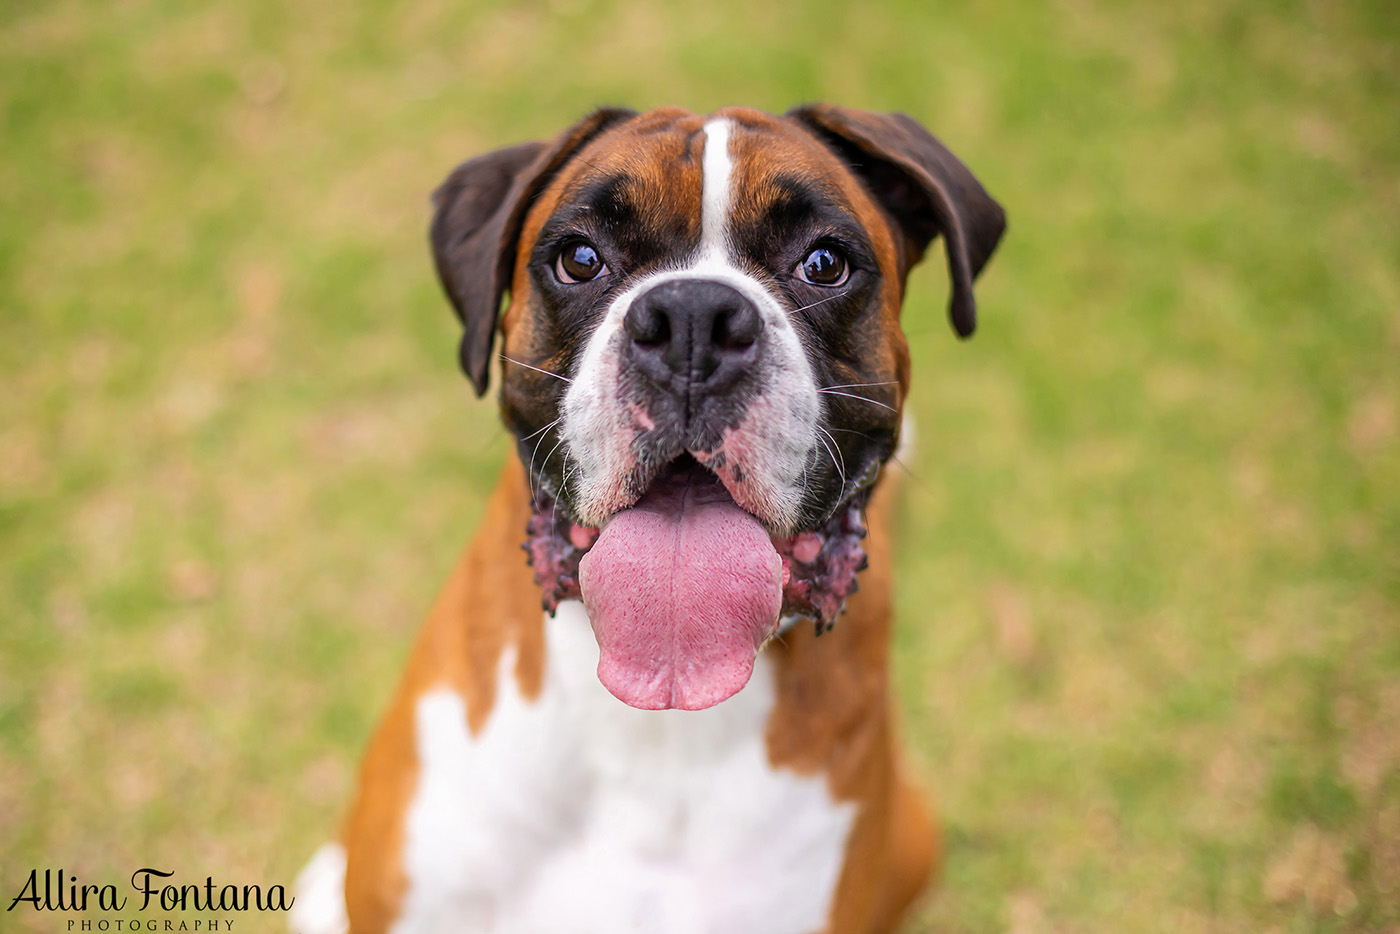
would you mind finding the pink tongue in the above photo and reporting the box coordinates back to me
[578,469,783,710]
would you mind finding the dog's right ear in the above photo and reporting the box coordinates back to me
[431,109,638,396]
[787,104,1006,339]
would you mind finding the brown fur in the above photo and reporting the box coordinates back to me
[766,474,937,932]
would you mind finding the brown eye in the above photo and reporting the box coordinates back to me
[796,245,848,286]
[555,240,608,283]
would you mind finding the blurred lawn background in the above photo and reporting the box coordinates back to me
[2,0,1398,930]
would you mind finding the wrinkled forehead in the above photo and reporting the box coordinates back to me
[722,107,887,242]
[521,108,707,259]
[517,106,893,263]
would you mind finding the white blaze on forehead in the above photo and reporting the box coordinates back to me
[700,118,734,260]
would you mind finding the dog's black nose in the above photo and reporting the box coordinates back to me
[624,279,762,393]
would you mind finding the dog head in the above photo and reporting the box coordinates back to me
[431,105,1004,710]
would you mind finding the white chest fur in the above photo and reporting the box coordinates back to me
[388,601,855,934]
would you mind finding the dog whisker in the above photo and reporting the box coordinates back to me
[561,449,583,494]
[816,426,847,496]
[821,380,898,392]
[526,422,557,504]
[887,452,935,496]
[520,417,562,444]
[819,389,898,413]
[500,354,573,383]
[796,455,813,497]
[538,434,569,487]
[530,430,570,507]
[790,293,846,315]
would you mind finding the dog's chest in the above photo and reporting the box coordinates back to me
[392,601,856,934]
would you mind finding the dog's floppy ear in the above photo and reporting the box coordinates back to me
[431,108,638,395]
[787,104,1006,338]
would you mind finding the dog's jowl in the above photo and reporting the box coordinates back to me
[290,105,1005,934]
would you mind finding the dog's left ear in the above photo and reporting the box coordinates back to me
[787,104,1006,338]
[431,108,638,395]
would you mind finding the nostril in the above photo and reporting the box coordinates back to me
[625,303,670,348]
[639,315,670,349]
[714,302,761,351]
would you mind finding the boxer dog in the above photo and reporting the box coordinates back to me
[291,104,1004,934]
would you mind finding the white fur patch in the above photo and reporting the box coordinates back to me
[894,412,916,466]
[699,119,732,260]
[370,605,854,934]
[289,842,349,934]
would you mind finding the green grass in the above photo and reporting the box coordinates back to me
[2,0,1397,930]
